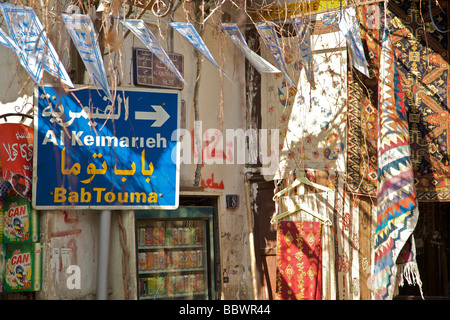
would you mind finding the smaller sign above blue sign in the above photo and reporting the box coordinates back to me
[33,86,180,210]
[133,48,184,90]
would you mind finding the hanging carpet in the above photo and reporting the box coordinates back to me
[373,17,423,300]
[276,220,323,300]
[347,1,450,201]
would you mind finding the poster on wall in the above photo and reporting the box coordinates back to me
[0,123,33,200]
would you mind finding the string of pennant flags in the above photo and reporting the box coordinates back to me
[0,2,369,99]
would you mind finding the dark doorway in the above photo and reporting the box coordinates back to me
[397,202,450,300]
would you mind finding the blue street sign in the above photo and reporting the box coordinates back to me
[33,86,180,210]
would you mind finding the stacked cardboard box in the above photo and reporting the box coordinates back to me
[1,196,41,292]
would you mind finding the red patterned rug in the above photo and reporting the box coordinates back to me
[276,221,322,300]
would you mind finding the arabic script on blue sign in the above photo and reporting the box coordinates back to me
[33,86,180,209]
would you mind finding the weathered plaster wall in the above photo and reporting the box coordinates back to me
[0,4,253,300]
[117,10,255,299]
[36,210,98,299]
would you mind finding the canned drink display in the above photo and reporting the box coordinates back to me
[151,228,159,245]
[147,277,156,295]
[177,228,183,245]
[138,228,144,245]
[183,275,189,292]
[197,250,203,267]
[165,228,172,246]
[189,274,196,291]
[171,228,179,245]
[168,276,177,294]
[158,228,166,245]
[183,228,190,244]
[171,251,179,268]
[155,277,165,294]
[190,250,198,267]
[177,275,185,292]
[181,251,186,268]
[145,228,152,245]
[189,227,196,244]
[137,220,209,299]
[196,274,204,291]
[139,252,147,270]
[185,251,192,268]
[146,251,154,270]
[139,278,146,295]
[196,226,202,244]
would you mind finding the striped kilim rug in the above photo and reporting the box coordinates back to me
[373,22,423,300]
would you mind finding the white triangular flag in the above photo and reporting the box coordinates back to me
[0,3,74,87]
[292,18,314,87]
[255,23,295,87]
[221,23,248,46]
[170,21,230,80]
[122,19,185,84]
[0,27,19,51]
[62,13,111,100]
[221,23,280,74]
[339,7,370,77]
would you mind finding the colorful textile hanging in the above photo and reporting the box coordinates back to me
[346,3,383,197]
[389,0,450,201]
[373,23,422,300]
[276,221,322,300]
[266,24,347,180]
[275,170,339,299]
[347,1,450,201]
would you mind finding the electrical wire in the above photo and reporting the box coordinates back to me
[428,0,450,33]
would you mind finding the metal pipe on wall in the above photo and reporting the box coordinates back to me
[97,210,111,300]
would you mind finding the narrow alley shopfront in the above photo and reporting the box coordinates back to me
[0,0,254,300]
[1,0,449,301]
[248,0,450,300]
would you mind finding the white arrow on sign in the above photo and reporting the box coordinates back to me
[135,105,170,127]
